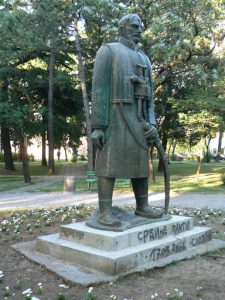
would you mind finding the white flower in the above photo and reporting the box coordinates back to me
[88,286,93,293]
[31,297,41,300]
[38,282,42,287]
[22,288,32,294]
[174,288,179,292]
[179,291,184,296]
[151,296,155,299]
[58,284,69,289]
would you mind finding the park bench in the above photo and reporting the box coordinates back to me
[86,170,97,190]
[86,170,131,190]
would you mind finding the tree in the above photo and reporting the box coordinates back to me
[127,0,225,169]
[71,0,123,170]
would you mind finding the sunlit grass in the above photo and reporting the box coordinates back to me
[32,172,225,194]
[0,178,41,192]
[0,160,87,176]
[149,173,225,193]
[0,160,225,193]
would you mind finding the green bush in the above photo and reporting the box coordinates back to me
[80,154,87,161]
[0,152,19,162]
[221,174,225,186]
[71,156,77,163]
[187,154,199,161]
[0,152,4,162]
[203,151,211,163]
[170,154,184,161]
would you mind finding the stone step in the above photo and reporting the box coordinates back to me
[36,225,212,275]
[59,215,193,251]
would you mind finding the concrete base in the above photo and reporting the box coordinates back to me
[13,215,225,286]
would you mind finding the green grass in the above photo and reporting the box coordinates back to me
[0,160,87,176]
[0,176,22,182]
[0,177,42,192]
[149,173,225,193]
[31,172,225,194]
[0,160,225,193]
[167,161,225,176]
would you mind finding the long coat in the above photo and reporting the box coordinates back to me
[91,37,156,178]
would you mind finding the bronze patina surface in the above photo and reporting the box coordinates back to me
[89,14,168,229]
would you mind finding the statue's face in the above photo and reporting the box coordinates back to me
[122,17,143,44]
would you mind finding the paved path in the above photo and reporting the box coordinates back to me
[0,187,224,211]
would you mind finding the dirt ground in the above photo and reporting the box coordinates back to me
[1,206,225,300]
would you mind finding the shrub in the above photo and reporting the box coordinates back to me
[71,156,77,163]
[80,154,87,161]
[0,152,4,162]
[0,152,19,162]
[221,174,225,186]
[29,154,35,161]
[12,152,19,161]
[170,154,184,161]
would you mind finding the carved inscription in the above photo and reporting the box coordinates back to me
[172,221,190,235]
[148,240,186,262]
[138,226,168,243]
[190,231,212,247]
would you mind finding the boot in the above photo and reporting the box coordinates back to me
[131,177,163,218]
[97,177,121,227]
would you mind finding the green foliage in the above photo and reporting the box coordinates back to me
[0,152,18,162]
[57,292,66,300]
[0,0,225,166]
[79,154,87,161]
[127,0,225,151]
[221,174,225,186]
[71,156,77,163]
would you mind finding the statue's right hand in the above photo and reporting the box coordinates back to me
[91,129,106,149]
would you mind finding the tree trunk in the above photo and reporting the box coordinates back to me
[205,135,211,163]
[41,132,47,166]
[20,137,31,183]
[196,137,205,181]
[48,47,56,175]
[158,132,168,172]
[216,131,223,161]
[167,139,173,163]
[74,17,93,171]
[1,126,15,170]
[149,146,155,182]
[171,140,177,156]
[63,145,68,161]
[0,80,15,170]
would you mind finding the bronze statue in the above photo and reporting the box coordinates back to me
[91,14,163,227]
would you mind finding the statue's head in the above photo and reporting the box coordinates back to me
[118,14,143,44]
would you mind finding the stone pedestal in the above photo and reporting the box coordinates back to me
[13,214,225,286]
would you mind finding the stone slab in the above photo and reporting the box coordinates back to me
[13,238,225,286]
[60,216,193,251]
[36,226,213,275]
[12,241,114,286]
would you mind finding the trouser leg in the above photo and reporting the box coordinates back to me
[131,177,149,208]
[131,177,163,218]
[97,176,121,226]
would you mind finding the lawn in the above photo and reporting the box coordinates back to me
[0,160,225,193]
[0,160,87,176]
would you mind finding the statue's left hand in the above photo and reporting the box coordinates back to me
[91,129,106,149]
[143,123,159,145]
